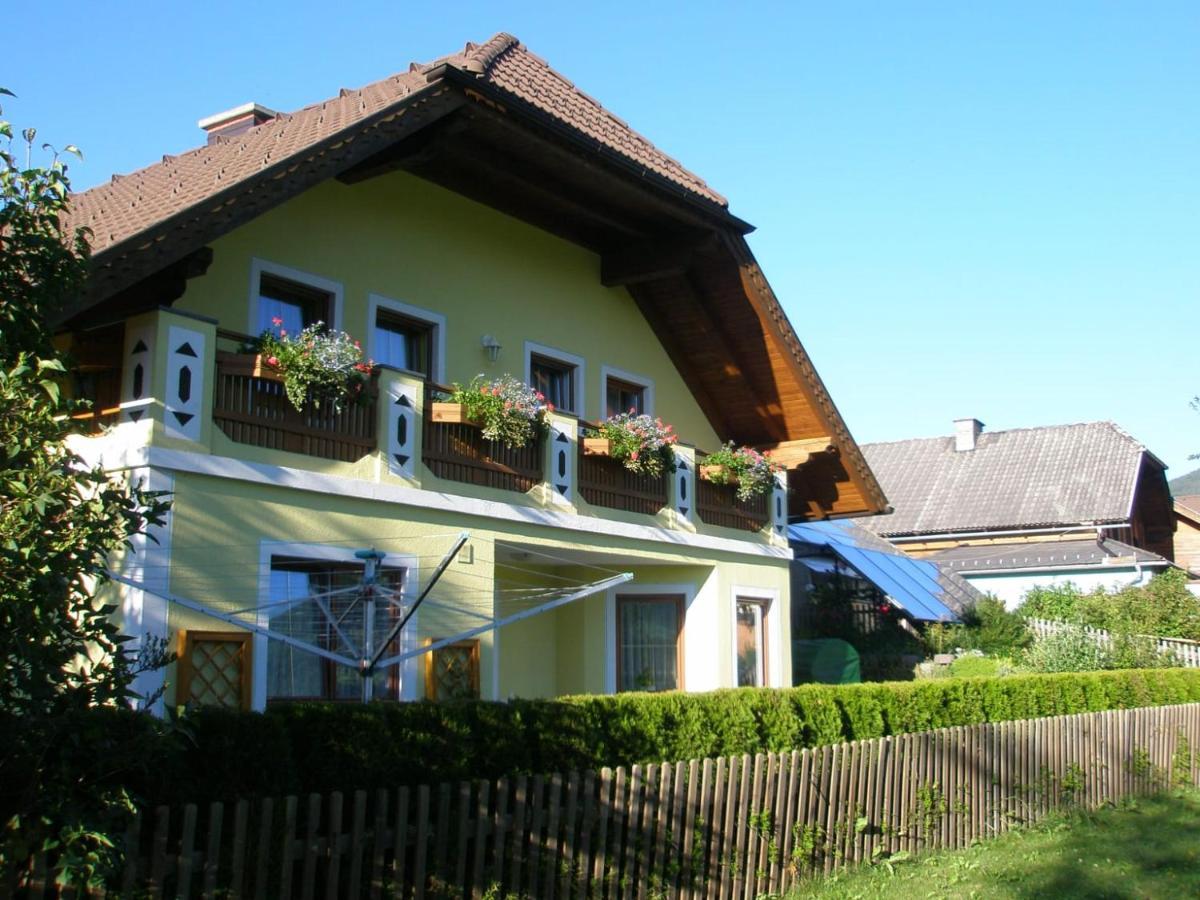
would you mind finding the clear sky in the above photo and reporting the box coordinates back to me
[8,1,1199,477]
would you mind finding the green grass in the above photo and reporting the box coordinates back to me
[788,790,1200,899]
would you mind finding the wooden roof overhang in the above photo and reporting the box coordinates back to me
[61,62,886,520]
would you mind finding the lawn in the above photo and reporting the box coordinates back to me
[788,790,1200,899]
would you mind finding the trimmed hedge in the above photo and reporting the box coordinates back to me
[12,669,1200,809]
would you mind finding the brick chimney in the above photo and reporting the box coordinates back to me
[198,102,278,143]
[954,418,984,452]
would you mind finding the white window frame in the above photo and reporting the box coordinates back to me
[252,541,420,710]
[730,585,782,689]
[248,258,344,335]
[368,294,447,383]
[605,581,694,694]
[524,341,586,418]
[600,365,655,418]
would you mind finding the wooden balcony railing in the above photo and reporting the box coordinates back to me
[212,352,377,463]
[421,383,543,494]
[577,424,669,516]
[695,472,769,532]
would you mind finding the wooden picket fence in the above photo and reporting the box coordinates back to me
[1026,617,1200,667]
[22,703,1200,899]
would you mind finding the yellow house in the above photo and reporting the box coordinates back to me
[59,33,886,711]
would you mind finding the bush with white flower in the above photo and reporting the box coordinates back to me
[448,374,549,449]
[256,319,374,412]
[701,442,784,501]
[594,412,678,478]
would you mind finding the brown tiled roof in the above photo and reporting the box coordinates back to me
[68,33,725,256]
[858,421,1149,537]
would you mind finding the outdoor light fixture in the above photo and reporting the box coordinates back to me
[481,334,502,362]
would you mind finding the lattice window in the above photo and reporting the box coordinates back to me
[424,640,480,701]
[176,630,252,710]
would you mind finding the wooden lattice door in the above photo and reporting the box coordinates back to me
[177,630,253,710]
[424,639,480,701]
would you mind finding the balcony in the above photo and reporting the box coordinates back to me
[213,352,378,463]
[421,383,543,493]
[577,426,669,516]
[73,308,787,544]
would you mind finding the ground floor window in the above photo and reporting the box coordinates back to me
[735,598,768,687]
[266,557,406,702]
[425,639,480,700]
[616,594,682,692]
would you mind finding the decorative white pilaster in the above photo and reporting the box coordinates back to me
[545,412,578,508]
[380,368,422,481]
[770,470,789,539]
[672,445,696,526]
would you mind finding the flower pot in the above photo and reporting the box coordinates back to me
[699,464,739,485]
[220,352,285,382]
[582,437,614,456]
[431,401,484,427]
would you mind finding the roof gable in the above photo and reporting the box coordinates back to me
[859,421,1149,537]
[67,34,723,259]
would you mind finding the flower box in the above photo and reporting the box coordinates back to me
[699,464,739,485]
[221,352,285,383]
[431,401,484,427]
[582,437,614,456]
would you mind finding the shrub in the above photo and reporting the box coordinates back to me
[1022,624,1177,673]
[19,669,1200,810]
[923,596,1030,657]
[1019,570,1200,640]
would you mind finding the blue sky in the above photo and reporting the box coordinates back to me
[9,1,1199,476]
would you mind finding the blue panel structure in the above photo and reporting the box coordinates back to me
[790,520,971,622]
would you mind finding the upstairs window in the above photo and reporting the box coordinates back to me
[375,310,434,378]
[606,376,646,417]
[530,354,578,414]
[368,295,445,382]
[257,274,332,336]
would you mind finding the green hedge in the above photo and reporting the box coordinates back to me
[12,669,1200,810]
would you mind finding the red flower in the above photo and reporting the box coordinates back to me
[266,356,280,367]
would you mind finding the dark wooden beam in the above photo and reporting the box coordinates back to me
[62,246,214,329]
[601,233,716,287]
[421,137,651,249]
[336,116,470,185]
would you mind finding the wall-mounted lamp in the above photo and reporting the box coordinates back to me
[481,334,502,362]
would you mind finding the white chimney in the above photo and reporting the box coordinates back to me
[954,418,984,452]
[198,102,278,144]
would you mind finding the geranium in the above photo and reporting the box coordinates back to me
[255,322,374,412]
[595,412,678,478]
[701,442,784,501]
[449,374,548,449]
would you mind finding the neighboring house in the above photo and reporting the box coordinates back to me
[59,33,887,711]
[1174,496,1200,584]
[857,419,1175,608]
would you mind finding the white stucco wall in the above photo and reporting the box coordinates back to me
[963,566,1161,610]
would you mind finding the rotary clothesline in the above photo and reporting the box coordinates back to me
[106,530,632,703]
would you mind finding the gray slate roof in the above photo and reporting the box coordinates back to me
[926,538,1169,573]
[859,422,1147,537]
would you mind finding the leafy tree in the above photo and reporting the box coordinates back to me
[0,90,171,888]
